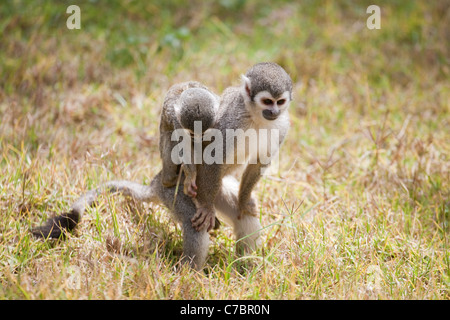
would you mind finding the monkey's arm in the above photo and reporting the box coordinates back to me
[190,163,222,231]
[237,163,264,219]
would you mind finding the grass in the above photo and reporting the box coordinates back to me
[0,0,449,299]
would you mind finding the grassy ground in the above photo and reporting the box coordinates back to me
[0,0,449,299]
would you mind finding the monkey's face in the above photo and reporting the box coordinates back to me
[241,64,293,122]
[253,91,291,121]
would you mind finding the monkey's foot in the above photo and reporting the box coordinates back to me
[238,198,258,219]
[191,207,215,232]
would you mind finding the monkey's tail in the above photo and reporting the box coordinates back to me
[31,180,158,239]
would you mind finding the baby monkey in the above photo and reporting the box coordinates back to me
[159,81,219,203]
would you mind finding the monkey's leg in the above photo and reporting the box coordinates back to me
[181,214,210,270]
[215,176,262,254]
[151,172,210,270]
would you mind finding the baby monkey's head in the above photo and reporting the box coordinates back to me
[178,87,218,134]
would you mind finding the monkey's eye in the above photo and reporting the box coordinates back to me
[277,99,286,106]
[262,99,273,106]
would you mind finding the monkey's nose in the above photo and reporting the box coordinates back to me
[262,108,280,120]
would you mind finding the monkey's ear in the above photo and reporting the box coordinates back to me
[241,75,251,100]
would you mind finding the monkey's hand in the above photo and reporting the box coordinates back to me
[183,177,197,198]
[191,206,215,232]
[238,197,258,219]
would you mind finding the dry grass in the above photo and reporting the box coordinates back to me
[0,1,449,299]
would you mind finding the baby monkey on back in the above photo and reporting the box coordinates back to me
[159,81,219,216]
